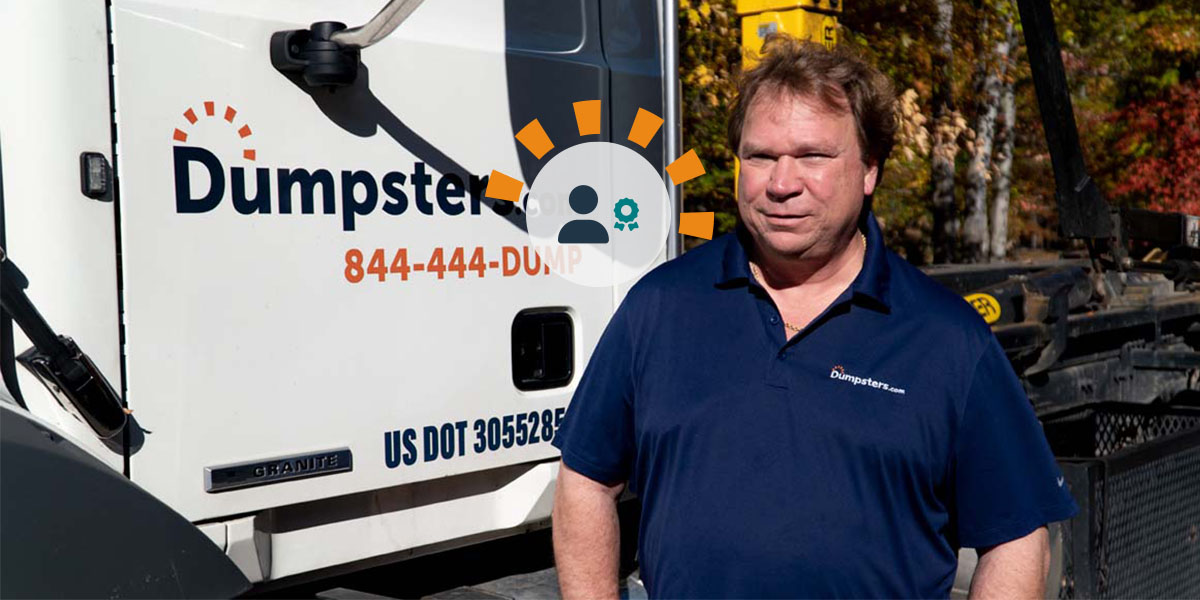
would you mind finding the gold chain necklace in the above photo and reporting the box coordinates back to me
[750,231,867,334]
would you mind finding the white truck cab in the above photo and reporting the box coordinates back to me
[1,0,679,593]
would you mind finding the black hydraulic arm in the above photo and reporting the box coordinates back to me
[1013,0,1114,241]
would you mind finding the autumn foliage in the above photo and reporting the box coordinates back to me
[1108,80,1200,215]
[678,0,1200,262]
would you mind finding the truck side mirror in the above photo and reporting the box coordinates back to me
[270,0,426,88]
[270,22,359,88]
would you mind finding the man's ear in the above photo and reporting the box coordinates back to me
[863,159,880,197]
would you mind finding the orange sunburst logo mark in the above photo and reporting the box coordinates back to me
[483,100,714,240]
[172,101,257,161]
[832,365,845,374]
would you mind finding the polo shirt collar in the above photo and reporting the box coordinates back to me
[717,210,892,310]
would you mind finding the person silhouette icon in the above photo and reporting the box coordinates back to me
[557,185,610,244]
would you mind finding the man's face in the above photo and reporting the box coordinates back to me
[736,89,878,262]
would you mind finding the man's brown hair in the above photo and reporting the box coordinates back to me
[727,35,897,175]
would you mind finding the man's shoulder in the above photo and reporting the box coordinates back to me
[628,232,733,296]
[884,251,995,348]
[612,233,733,332]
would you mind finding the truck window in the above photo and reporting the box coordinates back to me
[506,0,585,53]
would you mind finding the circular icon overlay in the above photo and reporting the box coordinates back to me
[525,142,670,288]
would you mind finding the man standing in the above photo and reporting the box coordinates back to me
[551,36,1077,599]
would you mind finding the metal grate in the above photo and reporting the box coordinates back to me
[1100,443,1200,598]
[1092,410,1200,457]
[1044,403,1200,599]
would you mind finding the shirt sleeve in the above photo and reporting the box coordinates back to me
[952,335,1079,548]
[550,295,638,485]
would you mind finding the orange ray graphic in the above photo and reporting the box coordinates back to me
[666,149,705,186]
[573,100,601,136]
[678,212,715,240]
[485,170,524,203]
[174,101,257,159]
[627,108,663,148]
[515,119,554,159]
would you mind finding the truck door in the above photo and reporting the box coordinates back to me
[110,0,618,530]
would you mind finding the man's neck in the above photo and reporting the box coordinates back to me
[749,230,866,296]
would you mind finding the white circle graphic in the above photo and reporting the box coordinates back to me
[525,142,670,288]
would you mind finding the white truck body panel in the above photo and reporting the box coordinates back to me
[5,0,674,583]
[110,0,610,521]
[0,0,124,471]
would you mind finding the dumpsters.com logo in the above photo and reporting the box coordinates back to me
[171,101,505,231]
[830,365,906,395]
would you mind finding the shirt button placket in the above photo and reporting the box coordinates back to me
[765,345,791,389]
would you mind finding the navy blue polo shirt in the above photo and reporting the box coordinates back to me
[552,212,1078,599]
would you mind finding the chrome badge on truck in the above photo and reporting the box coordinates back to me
[204,448,352,493]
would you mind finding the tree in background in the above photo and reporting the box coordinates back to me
[963,0,1016,262]
[1078,0,1200,214]
[990,16,1020,259]
[930,0,961,262]
[679,0,740,249]
[677,0,1199,261]
[1023,0,1199,230]
[1109,80,1200,214]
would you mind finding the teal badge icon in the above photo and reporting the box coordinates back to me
[614,197,639,231]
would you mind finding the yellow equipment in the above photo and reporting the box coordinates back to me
[733,0,841,189]
[737,0,841,65]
